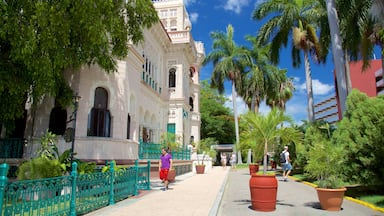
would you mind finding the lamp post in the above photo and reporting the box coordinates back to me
[70,93,81,167]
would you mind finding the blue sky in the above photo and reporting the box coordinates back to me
[184,0,381,124]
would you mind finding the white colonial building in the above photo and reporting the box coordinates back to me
[23,0,204,162]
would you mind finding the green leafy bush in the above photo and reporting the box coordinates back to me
[17,157,66,180]
[333,90,384,186]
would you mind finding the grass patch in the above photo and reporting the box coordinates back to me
[359,195,384,208]
[345,185,384,208]
[234,164,249,169]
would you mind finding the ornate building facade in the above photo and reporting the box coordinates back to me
[23,0,204,162]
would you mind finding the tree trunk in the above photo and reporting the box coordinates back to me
[304,51,315,122]
[344,49,352,94]
[325,0,347,117]
[251,91,259,113]
[232,81,240,145]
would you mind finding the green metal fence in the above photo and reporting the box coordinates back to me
[0,160,151,216]
[138,141,191,160]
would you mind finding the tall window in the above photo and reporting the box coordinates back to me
[49,101,67,135]
[88,87,111,137]
[127,114,131,139]
[189,67,195,78]
[170,20,177,31]
[169,9,177,17]
[189,97,194,111]
[169,68,176,88]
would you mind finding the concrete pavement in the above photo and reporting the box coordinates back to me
[218,168,384,216]
[85,166,229,216]
[85,166,384,216]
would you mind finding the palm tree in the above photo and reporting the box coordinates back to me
[202,24,252,145]
[253,0,324,122]
[241,108,303,174]
[266,70,294,111]
[239,37,282,113]
[337,0,384,84]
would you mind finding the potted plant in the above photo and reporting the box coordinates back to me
[195,138,217,174]
[241,108,303,211]
[304,123,346,211]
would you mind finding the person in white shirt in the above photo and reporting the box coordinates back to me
[282,146,292,181]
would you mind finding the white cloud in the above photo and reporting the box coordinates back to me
[297,79,334,96]
[224,94,249,115]
[221,77,335,125]
[189,12,199,23]
[223,0,250,14]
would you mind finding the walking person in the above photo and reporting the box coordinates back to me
[230,152,236,169]
[159,148,173,190]
[221,152,227,169]
[281,146,292,181]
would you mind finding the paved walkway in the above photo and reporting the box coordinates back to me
[85,166,229,216]
[218,168,384,216]
[85,166,384,216]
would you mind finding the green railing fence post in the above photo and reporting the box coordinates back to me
[0,163,9,215]
[109,161,115,205]
[134,160,139,195]
[147,160,151,190]
[70,162,78,216]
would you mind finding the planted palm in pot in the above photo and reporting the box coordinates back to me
[195,138,217,174]
[241,109,303,212]
[304,123,346,211]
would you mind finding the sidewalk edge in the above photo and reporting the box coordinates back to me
[208,168,230,216]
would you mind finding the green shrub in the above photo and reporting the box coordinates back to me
[17,157,66,180]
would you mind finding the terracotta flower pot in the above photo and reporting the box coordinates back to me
[249,164,259,175]
[195,164,205,174]
[316,187,347,211]
[249,173,278,212]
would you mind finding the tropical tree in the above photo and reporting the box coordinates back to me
[0,0,159,132]
[202,24,252,145]
[238,37,285,113]
[266,70,295,111]
[240,108,303,174]
[337,0,384,81]
[253,0,325,122]
[200,81,235,143]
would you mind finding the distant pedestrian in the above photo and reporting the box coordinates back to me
[159,148,173,190]
[230,152,236,168]
[221,152,227,168]
[281,146,292,181]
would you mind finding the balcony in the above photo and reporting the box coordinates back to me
[168,30,191,44]
[376,78,384,88]
[375,68,383,78]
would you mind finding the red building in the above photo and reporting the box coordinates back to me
[315,59,383,123]
[349,59,383,96]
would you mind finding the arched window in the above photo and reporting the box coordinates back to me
[169,68,176,88]
[189,97,194,111]
[88,87,111,137]
[49,101,67,135]
[189,67,195,78]
[127,114,131,139]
